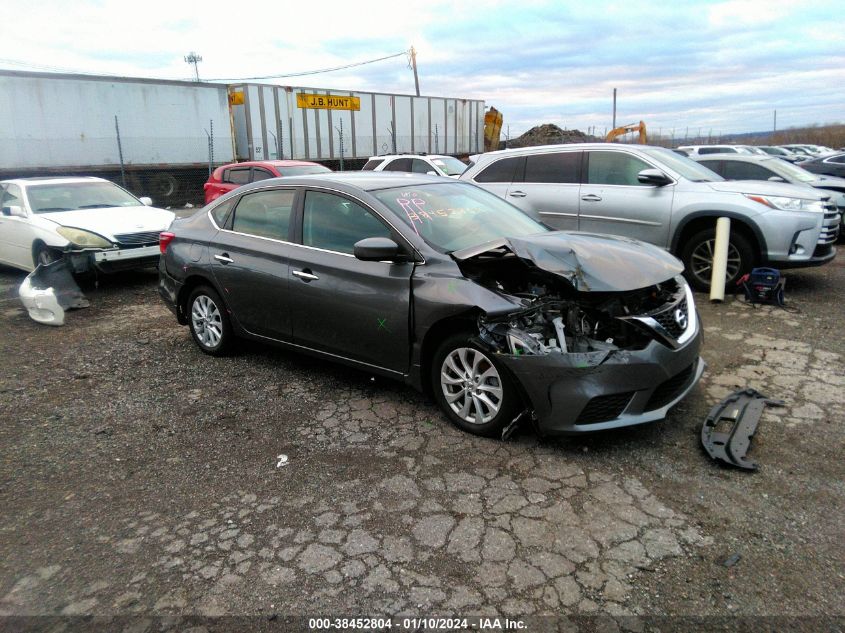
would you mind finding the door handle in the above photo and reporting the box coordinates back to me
[292,269,319,281]
[581,194,602,202]
[509,190,527,198]
[214,253,234,264]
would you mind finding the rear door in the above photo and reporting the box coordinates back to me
[508,150,582,230]
[287,189,413,373]
[470,155,524,203]
[577,149,674,247]
[210,187,298,340]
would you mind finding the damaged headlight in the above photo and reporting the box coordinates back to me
[56,227,113,248]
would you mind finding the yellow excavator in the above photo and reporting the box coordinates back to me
[606,120,647,144]
[484,107,504,152]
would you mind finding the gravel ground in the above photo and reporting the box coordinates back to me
[0,256,843,632]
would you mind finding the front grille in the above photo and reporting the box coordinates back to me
[113,231,161,246]
[576,392,634,425]
[817,210,840,245]
[651,298,688,339]
[645,363,695,411]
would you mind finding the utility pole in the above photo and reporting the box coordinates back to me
[612,88,617,130]
[184,52,202,81]
[773,109,777,133]
[409,46,420,97]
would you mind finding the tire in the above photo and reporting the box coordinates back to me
[150,173,180,201]
[430,333,521,437]
[187,286,233,356]
[680,228,755,292]
[33,242,62,268]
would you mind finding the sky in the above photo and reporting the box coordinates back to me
[2,0,843,140]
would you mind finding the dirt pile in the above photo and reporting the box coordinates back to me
[502,124,598,149]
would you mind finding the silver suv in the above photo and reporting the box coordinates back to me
[460,144,839,290]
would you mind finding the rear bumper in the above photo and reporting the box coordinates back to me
[499,325,704,435]
[158,259,184,322]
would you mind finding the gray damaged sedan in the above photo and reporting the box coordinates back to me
[159,173,704,437]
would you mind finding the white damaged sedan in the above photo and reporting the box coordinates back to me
[0,176,175,273]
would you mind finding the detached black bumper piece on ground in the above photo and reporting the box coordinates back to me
[701,388,785,470]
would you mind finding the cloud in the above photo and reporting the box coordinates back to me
[1,0,843,138]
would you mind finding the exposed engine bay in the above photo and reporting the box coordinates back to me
[457,244,686,356]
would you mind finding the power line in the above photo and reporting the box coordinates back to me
[205,50,409,81]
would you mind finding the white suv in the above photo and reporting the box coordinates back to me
[361,154,468,177]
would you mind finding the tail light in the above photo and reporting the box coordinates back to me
[159,231,176,254]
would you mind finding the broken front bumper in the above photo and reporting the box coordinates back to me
[65,245,161,273]
[498,325,704,435]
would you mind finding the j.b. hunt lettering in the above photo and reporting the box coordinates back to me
[296,93,361,111]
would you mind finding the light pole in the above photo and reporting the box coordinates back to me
[184,52,203,81]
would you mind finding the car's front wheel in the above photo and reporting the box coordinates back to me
[33,242,63,267]
[431,333,521,437]
[188,286,233,356]
[681,228,754,292]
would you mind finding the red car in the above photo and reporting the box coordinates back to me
[203,160,331,204]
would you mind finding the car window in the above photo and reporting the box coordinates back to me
[210,197,237,228]
[226,168,251,184]
[827,155,845,164]
[586,151,651,186]
[25,181,141,213]
[362,159,384,171]
[231,189,295,241]
[722,161,776,180]
[1,184,23,212]
[473,156,524,183]
[302,191,392,255]
[252,168,275,182]
[383,158,412,172]
[523,152,580,183]
[411,159,432,174]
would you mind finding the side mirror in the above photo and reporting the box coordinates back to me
[768,176,786,183]
[354,237,405,262]
[139,196,153,206]
[4,205,26,217]
[426,170,438,176]
[637,168,672,186]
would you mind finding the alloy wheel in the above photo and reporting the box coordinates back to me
[690,239,741,287]
[440,347,503,425]
[191,294,223,349]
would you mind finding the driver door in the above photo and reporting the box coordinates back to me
[288,189,413,373]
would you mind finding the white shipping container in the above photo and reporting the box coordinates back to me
[229,83,484,162]
[0,70,234,170]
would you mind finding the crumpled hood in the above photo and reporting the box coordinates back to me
[41,206,175,240]
[453,231,684,292]
[704,179,828,200]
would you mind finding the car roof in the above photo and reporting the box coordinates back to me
[218,160,324,169]
[0,176,108,187]
[694,154,777,162]
[232,171,445,194]
[367,154,451,160]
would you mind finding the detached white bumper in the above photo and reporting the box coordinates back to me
[93,245,160,262]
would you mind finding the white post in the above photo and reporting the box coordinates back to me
[710,217,731,302]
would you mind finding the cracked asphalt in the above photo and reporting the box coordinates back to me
[0,255,843,631]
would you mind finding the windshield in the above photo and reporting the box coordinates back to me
[431,156,468,176]
[640,147,724,182]
[373,182,547,252]
[278,165,332,176]
[768,158,818,183]
[26,182,142,213]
